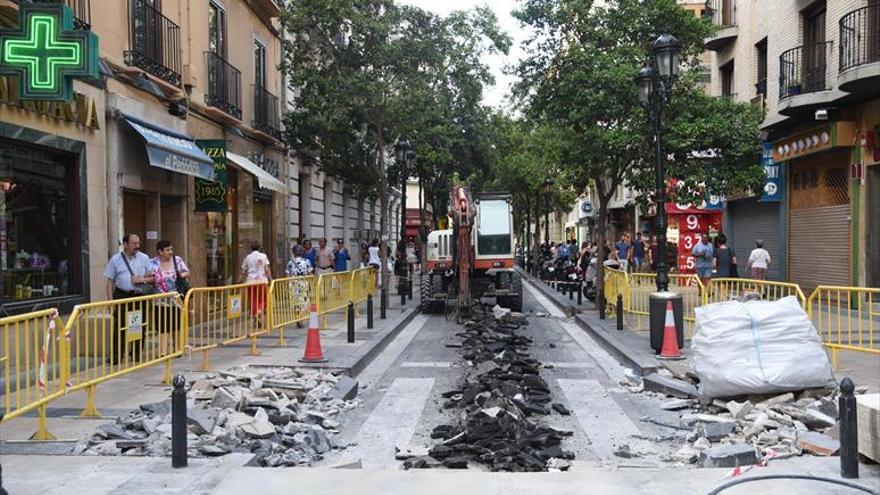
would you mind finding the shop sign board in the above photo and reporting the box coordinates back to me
[195,140,228,212]
[0,4,99,101]
[760,142,783,202]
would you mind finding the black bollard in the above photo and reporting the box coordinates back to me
[617,294,624,331]
[171,374,187,468]
[347,302,355,343]
[367,295,374,329]
[380,288,387,319]
[408,277,413,299]
[577,284,582,305]
[401,289,406,306]
[569,283,574,300]
[599,293,606,320]
[839,377,859,479]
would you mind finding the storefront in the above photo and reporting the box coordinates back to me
[0,80,105,312]
[726,198,783,281]
[774,123,855,293]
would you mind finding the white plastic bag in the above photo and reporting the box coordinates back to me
[692,296,835,399]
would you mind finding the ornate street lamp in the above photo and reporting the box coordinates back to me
[394,136,412,297]
[636,33,683,354]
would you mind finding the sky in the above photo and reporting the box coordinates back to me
[399,0,526,110]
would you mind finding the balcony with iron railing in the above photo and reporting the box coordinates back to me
[252,84,282,142]
[703,0,737,51]
[778,41,842,116]
[838,4,880,95]
[1,0,90,29]
[205,51,242,121]
[124,0,181,87]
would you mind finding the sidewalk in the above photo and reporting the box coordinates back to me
[520,268,880,393]
[0,286,419,448]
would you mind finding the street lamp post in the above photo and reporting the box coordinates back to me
[394,136,412,297]
[636,33,684,355]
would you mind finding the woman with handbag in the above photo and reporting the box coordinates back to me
[713,234,737,278]
[150,240,190,355]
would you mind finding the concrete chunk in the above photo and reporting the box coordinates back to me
[797,431,840,456]
[643,374,698,399]
[240,420,276,439]
[701,422,735,441]
[700,444,758,468]
[211,387,240,410]
[329,376,359,401]
[725,400,753,420]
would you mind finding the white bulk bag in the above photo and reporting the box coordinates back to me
[692,296,835,399]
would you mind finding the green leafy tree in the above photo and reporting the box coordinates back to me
[514,0,763,308]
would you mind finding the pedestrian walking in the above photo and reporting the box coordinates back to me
[285,244,313,276]
[149,240,189,355]
[302,239,316,267]
[240,241,271,328]
[614,234,631,271]
[747,239,771,280]
[692,233,714,287]
[713,234,737,278]
[333,239,351,272]
[103,234,153,365]
[631,233,646,272]
[315,238,334,275]
[648,236,659,271]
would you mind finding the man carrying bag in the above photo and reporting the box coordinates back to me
[103,234,153,365]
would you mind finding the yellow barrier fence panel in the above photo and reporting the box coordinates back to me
[268,276,317,345]
[603,268,630,316]
[316,271,352,329]
[705,278,806,307]
[184,282,268,370]
[808,286,880,368]
[63,292,185,417]
[0,309,65,440]
[349,267,377,306]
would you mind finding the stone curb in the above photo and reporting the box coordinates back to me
[516,267,659,376]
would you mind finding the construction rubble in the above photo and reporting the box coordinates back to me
[75,366,361,467]
[624,367,870,468]
[402,307,576,472]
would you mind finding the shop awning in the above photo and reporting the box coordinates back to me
[121,114,215,180]
[226,152,287,194]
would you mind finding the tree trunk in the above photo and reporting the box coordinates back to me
[376,128,390,292]
[533,194,541,271]
[595,174,608,313]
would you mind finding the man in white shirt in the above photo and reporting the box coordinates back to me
[747,239,771,280]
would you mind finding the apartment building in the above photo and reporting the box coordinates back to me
[0,0,402,313]
[705,0,879,289]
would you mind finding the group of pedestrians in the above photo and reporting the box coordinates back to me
[691,233,772,285]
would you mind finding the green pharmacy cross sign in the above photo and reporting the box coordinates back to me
[0,4,98,101]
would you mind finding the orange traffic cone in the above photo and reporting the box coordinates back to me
[300,303,328,363]
[658,301,684,360]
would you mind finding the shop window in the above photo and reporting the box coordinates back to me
[0,139,81,304]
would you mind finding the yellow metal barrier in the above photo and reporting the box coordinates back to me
[63,292,185,418]
[705,278,806,307]
[808,286,880,368]
[627,273,704,337]
[349,267,377,306]
[316,271,352,328]
[184,282,268,370]
[267,276,317,345]
[0,309,65,440]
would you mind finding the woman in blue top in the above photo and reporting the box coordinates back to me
[334,239,350,272]
[302,239,317,267]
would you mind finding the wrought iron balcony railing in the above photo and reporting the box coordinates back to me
[252,84,282,140]
[205,51,242,120]
[755,78,767,98]
[839,4,880,73]
[15,0,90,29]
[124,0,181,86]
[703,0,736,29]
[779,41,832,99]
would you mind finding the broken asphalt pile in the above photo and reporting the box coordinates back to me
[625,369,870,468]
[403,307,575,472]
[75,365,360,467]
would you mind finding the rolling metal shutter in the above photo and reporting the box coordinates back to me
[728,199,782,281]
[789,205,850,293]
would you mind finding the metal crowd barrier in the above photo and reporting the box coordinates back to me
[267,276,317,345]
[627,273,704,337]
[316,271,352,329]
[0,309,65,440]
[807,286,880,368]
[183,282,268,370]
[63,292,185,417]
[603,268,630,316]
[349,266,377,310]
[704,278,806,307]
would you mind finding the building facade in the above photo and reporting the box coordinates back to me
[0,0,403,313]
[705,0,879,288]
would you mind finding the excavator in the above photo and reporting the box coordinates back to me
[420,186,523,320]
